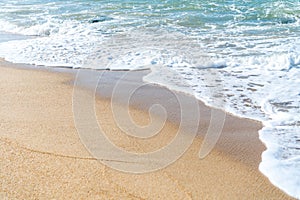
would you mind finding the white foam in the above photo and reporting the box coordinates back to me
[144,39,300,199]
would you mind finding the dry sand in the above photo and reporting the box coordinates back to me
[0,60,294,199]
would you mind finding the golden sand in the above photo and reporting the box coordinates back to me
[0,60,293,199]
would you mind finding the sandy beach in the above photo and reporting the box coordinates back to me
[0,59,294,199]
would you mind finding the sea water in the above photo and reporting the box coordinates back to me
[0,0,299,198]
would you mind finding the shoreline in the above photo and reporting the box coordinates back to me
[0,59,294,199]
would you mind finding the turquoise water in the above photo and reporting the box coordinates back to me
[0,0,300,198]
[0,0,299,65]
